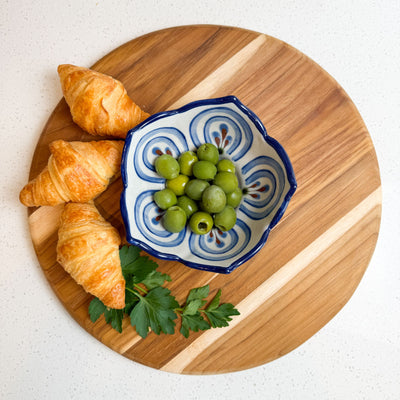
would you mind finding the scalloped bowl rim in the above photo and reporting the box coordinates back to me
[120,96,297,274]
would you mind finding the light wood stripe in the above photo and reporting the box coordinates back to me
[168,34,267,110]
[101,321,142,354]
[29,204,63,245]
[117,334,142,354]
[161,187,382,373]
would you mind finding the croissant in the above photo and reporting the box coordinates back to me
[58,64,150,138]
[57,202,125,309]
[19,139,124,207]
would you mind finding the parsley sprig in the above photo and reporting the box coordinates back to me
[89,245,240,339]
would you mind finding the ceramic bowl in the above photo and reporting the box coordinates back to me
[120,96,297,273]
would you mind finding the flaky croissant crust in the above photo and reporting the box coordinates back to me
[57,202,125,309]
[19,139,124,207]
[58,64,150,138]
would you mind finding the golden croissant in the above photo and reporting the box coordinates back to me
[19,139,124,207]
[57,202,125,309]
[58,64,150,138]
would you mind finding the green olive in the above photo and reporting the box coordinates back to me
[185,179,210,201]
[153,188,177,210]
[163,206,187,233]
[177,195,198,218]
[201,185,226,214]
[154,154,180,179]
[166,174,189,196]
[217,159,235,173]
[213,171,238,194]
[189,211,213,235]
[196,143,219,164]
[226,187,243,208]
[178,151,198,176]
[213,206,237,231]
[192,160,217,180]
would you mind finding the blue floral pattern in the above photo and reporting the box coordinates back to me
[120,96,297,274]
[189,107,253,161]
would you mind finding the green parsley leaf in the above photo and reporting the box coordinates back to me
[130,286,179,339]
[205,289,222,312]
[119,245,140,270]
[182,285,209,315]
[141,270,171,290]
[88,297,106,322]
[104,308,124,333]
[180,312,210,338]
[125,255,159,283]
[88,297,125,332]
[182,299,204,316]
[123,291,140,315]
[120,245,159,283]
[187,285,209,303]
[204,302,240,328]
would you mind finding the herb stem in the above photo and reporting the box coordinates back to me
[126,286,142,298]
[133,283,149,294]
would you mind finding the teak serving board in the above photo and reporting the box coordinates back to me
[26,25,381,374]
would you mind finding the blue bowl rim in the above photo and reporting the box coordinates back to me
[120,95,297,274]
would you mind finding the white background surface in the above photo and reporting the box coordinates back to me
[1,1,399,399]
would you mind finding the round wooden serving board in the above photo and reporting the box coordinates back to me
[27,25,381,374]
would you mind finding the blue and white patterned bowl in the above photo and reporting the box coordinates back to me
[120,96,297,274]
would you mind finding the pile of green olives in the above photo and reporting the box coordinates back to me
[153,143,243,235]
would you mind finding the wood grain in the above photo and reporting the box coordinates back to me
[25,25,381,374]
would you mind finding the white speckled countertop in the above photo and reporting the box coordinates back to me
[1,1,399,398]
